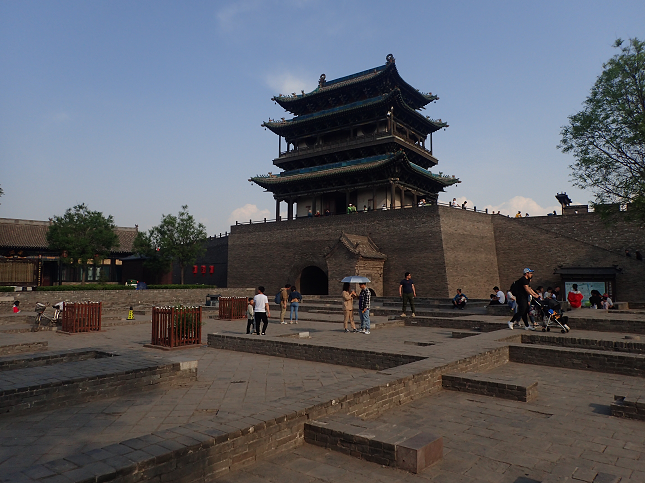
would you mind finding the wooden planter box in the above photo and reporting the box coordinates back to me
[219,297,247,320]
[151,306,202,348]
[62,302,102,333]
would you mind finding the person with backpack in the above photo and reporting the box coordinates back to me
[289,285,302,324]
[277,284,291,324]
[507,268,540,330]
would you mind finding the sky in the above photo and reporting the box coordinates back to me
[1,0,644,235]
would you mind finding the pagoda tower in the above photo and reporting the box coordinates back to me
[251,54,459,219]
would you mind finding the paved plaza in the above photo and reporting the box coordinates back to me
[1,302,645,482]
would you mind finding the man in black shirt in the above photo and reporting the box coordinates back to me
[508,268,540,330]
[399,272,416,317]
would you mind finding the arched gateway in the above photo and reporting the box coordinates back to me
[299,266,328,295]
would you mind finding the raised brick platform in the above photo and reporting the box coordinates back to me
[304,414,442,473]
[522,333,645,354]
[207,333,425,370]
[0,349,197,415]
[611,394,645,421]
[509,344,645,377]
[441,373,538,402]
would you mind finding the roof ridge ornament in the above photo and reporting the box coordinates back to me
[386,54,395,64]
[319,74,326,88]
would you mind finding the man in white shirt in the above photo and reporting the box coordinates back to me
[489,286,505,304]
[253,286,271,335]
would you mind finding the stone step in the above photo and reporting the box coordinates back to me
[442,373,538,402]
[305,414,442,474]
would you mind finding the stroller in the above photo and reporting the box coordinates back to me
[534,298,570,333]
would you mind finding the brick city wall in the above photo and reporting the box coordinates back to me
[439,208,500,297]
[225,207,644,302]
[492,214,645,302]
[174,236,229,287]
[227,206,504,299]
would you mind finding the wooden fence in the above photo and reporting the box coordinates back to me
[151,306,202,348]
[219,297,247,320]
[62,302,102,333]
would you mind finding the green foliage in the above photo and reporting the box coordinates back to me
[136,205,207,284]
[46,204,120,284]
[171,305,203,329]
[559,38,645,221]
[35,284,135,291]
[147,284,217,289]
[0,286,15,292]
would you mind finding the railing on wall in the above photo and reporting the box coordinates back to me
[151,306,202,348]
[218,297,247,320]
[62,302,102,333]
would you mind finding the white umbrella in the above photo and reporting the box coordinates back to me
[340,276,371,283]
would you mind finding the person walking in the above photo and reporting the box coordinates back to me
[289,285,302,324]
[253,286,270,335]
[342,282,357,333]
[399,272,416,317]
[279,284,290,324]
[507,268,540,330]
[358,282,371,334]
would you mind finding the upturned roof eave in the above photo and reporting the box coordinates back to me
[272,61,436,113]
[250,152,459,188]
[262,90,447,137]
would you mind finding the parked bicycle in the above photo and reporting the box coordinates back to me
[34,302,63,328]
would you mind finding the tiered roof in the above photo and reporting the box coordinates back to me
[272,55,437,115]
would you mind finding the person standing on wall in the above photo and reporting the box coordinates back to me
[507,268,540,330]
[253,286,270,335]
[358,282,371,334]
[280,284,290,324]
[342,282,357,333]
[289,285,302,324]
[399,272,416,317]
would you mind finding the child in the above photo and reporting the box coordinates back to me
[12,301,20,314]
[246,297,255,334]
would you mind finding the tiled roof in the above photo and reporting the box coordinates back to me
[263,90,447,134]
[250,152,459,187]
[340,233,387,260]
[0,218,138,253]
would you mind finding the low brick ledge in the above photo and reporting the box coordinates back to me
[405,317,503,332]
[509,344,645,377]
[611,394,645,421]
[207,333,426,370]
[0,341,47,356]
[521,333,645,354]
[305,414,442,473]
[0,350,198,415]
[441,373,538,402]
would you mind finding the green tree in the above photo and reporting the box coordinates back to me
[46,204,119,284]
[137,205,207,285]
[559,38,645,220]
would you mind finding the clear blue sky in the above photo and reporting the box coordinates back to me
[1,1,644,234]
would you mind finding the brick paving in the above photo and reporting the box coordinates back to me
[1,308,645,482]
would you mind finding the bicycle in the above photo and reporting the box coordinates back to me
[34,303,62,328]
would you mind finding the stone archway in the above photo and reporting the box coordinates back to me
[299,266,329,295]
